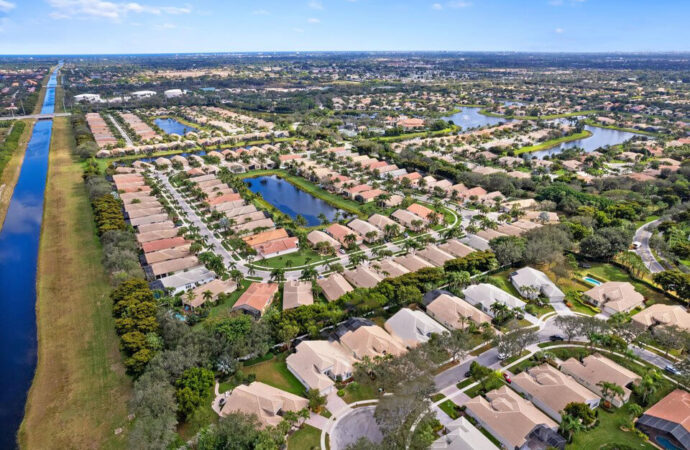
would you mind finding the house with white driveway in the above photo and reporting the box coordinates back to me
[462,283,526,315]
[510,267,565,302]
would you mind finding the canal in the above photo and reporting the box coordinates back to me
[245,175,342,226]
[0,65,58,448]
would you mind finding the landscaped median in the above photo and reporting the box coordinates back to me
[514,129,593,155]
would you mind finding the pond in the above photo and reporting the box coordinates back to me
[0,65,58,448]
[529,125,640,159]
[244,175,341,226]
[442,106,513,130]
[154,117,198,135]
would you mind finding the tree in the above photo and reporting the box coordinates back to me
[307,389,327,413]
[523,224,573,265]
[175,367,215,419]
[196,412,284,449]
[270,267,285,282]
[446,270,471,293]
[597,381,625,407]
[635,371,660,405]
[559,413,583,442]
[563,402,596,426]
[489,235,526,266]
[654,270,690,301]
[555,315,584,342]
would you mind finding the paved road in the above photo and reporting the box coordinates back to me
[0,112,71,121]
[634,219,665,273]
[107,114,134,146]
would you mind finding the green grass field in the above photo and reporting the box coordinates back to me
[243,353,306,397]
[287,425,321,450]
[514,130,593,155]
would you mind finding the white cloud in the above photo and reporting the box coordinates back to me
[252,9,270,15]
[155,22,176,29]
[307,17,320,23]
[292,27,305,32]
[0,0,15,13]
[308,0,323,10]
[555,27,564,33]
[46,0,191,21]
[432,1,471,10]
[447,1,472,7]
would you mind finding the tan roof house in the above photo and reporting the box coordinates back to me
[373,259,409,279]
[317,272,354,302]
[632,304,690,331]
[232,282,279,318]
[220,381,308,427]
[394,253,434,272]
[426,294,491,330]
[286,340,355,394]
[438,239,474,258]
[392,209,426,231]
[343,266,383,289]
[584,281,645,315]
[560,354,641,407]
[417,244,455,267]
[636,390,690,449]
[183,279,238,310]
[326,223,363,247]
[368,213,403,234]
[511,364,600,422]
[282,280,314,310]
[464,386,558,450]
[307,230,341,250]
[384,308,447,348]
[348,219,383,242]
[339,324,406,359]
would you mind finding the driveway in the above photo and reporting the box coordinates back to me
[634,219,665,273]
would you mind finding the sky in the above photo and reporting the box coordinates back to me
[0,0,688,54]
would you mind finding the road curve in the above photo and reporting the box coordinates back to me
[634,219,665,273]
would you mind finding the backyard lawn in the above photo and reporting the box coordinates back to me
[203,279,251,320]
[342,381,378,403]
[254,247,327,269]
[579,263,672,306]
[287,425,321,450]
[242,353,306,397]
[568,406,655,450]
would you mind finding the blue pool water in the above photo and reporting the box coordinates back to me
[244,175,341,226]
[0,65,59,447]
[656,436,682,450]
[583,277,602,286]
[154,117,198,135]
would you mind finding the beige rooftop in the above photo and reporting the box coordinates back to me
[220,381,308,427]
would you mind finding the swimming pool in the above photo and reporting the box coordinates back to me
[656,436,682,450]
[583,277,602,286]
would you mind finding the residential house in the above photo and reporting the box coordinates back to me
[462,283,526,315]
[282,280,314,310]
[348,219,383,242]
[220,382,308,428]
[286,340,355,395]
[429,417,499,450]
[510,267,565,303]
[426,294,492,330]
[584,282,645,315]
[632,304,690,332]
[343,266,383,289]
[464,386,560,450]
[636,390,690,450]
[511,364,601,422]
[384,308,447,348]
[183,279,237,310]
[232,282,279,318]
[317,273,354,302]
[339,324,406,359]
[560,354,641,407]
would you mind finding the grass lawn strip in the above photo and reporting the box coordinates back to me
[287,425,321,450]
[0,119,35,231]
[514,130,593,155]
[18,117,131,449]
[243,353,306,397]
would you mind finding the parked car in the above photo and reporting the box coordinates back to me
[503,373,512,383]
[464,370,471,378]
[549,335,564,342]
[665,365,681,376]
[339,248,346,254]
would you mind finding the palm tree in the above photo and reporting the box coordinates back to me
[202,290,213,304]
[270,268,285,282]
[343,233,358,249]
[597,381,624,407]
[300,266,318,281]
[559,414,582,442]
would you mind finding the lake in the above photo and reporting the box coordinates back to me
[154,117,198,135]
[442,106,512,129]
[0,65,59,448]
[244,175,341,226]
[529,125,640,159]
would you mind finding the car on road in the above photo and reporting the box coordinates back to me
[339,248,346,254]
[632,241,642,249]
[497,351,508,360]
[503,373,512,383]
[549,335,564,342]
[665,365,681,376]
[464,370,471,378]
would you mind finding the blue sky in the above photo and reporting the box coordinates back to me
[0,0,688,54]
